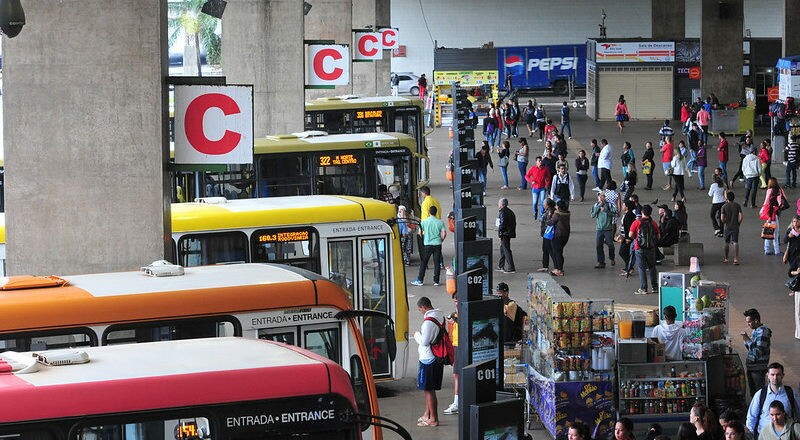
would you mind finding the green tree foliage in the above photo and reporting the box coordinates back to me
[167,0,222,66]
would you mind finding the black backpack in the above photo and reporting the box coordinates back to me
[637,219,656,249]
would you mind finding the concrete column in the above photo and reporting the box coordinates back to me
[3,1,170,275]
[784,0,800,56]
[305,0,352,99]
[651,0,685,40]
[351,0,391,96]
[700,0,743,103]
[222,0,304,136]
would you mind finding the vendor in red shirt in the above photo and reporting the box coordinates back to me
[660,136,674,190]
[718,132,729,185]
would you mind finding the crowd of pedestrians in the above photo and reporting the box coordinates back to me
[401,95,800,426]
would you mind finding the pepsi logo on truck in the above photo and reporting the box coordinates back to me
[498,44,586,95]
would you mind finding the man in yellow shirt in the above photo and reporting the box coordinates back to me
[419,186,442,220]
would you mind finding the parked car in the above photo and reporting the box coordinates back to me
[391,72,420,96]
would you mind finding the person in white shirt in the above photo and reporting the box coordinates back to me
[413,296,445,427]
[651,306,684,360]
[594,138,613,191]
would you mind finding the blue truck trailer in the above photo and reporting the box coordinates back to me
[498,44,587,95]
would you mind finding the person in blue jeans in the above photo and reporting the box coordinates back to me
[560,102,572,139]
[516,138,530,190]
[589,139,601,188]
[411,206,447,286]
[629,205,661,295]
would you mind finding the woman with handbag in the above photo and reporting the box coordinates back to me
[547,200,571,277]
[783,215,800,339]
[516,138,530,190]
[760,177,788,254]
[537,198,556,273]
[671,147,687,202]
[498,140,511,190]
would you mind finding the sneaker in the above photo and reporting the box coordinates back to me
[503,269,516,274]
[634,289,648,295]
[443,402,459,415]
[410,280,423,286]
[610,259,616,266]
[591,187,601,192]
[594,263,606,269]
[433,282,441,286]
[649,289,658,294]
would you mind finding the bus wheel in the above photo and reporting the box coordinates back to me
[552,81,568,96]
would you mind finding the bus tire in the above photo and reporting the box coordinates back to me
[552,80,568,96]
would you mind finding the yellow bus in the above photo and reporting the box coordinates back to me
[305,95,430,185]
[170,195,408,381]
[173,131,427,212]
[0,263,388,439]
[0,196,409,380]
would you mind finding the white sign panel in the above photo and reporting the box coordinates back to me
[174,85,254,164]
[595,41,675,63]
[353,31,382,61]
[779,71,800,101]
[379,28,399,50]
[307,44,350,87]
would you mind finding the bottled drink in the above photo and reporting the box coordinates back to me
[670,366,676,377]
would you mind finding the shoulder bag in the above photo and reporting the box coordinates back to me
[543,224,555,240]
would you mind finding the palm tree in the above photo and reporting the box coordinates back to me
[167,0,222,75]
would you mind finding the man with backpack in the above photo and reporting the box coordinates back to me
[746,362,799,438]
[413,296,445,427]
[628,204,660,295]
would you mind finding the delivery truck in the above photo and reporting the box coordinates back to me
[498,44,586,95]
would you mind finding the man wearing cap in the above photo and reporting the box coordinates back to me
[495,282,526,346]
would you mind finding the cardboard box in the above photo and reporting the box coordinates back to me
[618,339,648,363]
[648,340,666,363]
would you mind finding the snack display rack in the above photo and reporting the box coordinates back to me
[526,274,615,439]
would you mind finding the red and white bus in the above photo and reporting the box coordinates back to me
[0,337,410,440]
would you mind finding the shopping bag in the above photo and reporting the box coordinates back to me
[543,224,555,240]
[761,222,776,239]
[785,275,800,291]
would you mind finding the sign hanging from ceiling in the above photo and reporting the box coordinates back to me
[379,28,399,50]
[174,85,254,165]
[595,41,675,63]
[353,31,382,61]
[306,44,350,88]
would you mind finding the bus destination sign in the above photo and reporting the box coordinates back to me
[355,109,383,119]
[319,154,359,166]
[257,230,310,243]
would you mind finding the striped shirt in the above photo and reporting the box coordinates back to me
[658,124,675,141]
[787,142,799,164]
[745,324,771,365]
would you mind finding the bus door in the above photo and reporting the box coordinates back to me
[374,149,411,206]
[325,236,393,379]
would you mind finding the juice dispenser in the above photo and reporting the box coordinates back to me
[618,311,633,339]
[631,311,646,338]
